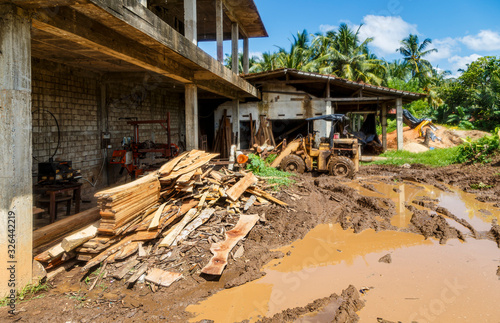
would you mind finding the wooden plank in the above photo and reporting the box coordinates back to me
[243,195,257,211]
[112,258,140,280]
[158,208,199,247]
[33,207,100,251]
[148,202,167,231]
[145,268,183,287]
[226,172,258,201]
[61,222,99,252]
[127,263,148,284]
[115,241,139,260]
[172,208,215,246]
[246,187,288,206]
[270,140,301,168]
[158,151,189,175]
[201,214,259,276]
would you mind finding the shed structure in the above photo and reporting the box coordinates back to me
[215,68,426,150]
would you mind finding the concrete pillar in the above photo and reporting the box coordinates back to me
[0,5,32,298]
[184,0,197,45]
[396,98,403,150]
[185,84,198,150]
[325,101,332,136]
[231,22,239,73]
[243,37,249,74]
[381,103,387,152]
[232,99,240,149]
[215,0,224,63]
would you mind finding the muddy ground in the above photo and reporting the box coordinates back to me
[2,160,499,323]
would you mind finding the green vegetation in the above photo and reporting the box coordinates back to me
[456,130,500,164]
[369,146,461,167]
[246,154,295,187]
[470,182,493,190]
[0,282,49,307]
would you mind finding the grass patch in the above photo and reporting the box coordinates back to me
[470,182,493,190]
[0,282,49,307]
[368,146,461,167]
[246,154,295,188]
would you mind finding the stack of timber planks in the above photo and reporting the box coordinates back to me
[34,149,287,289]
[253,115,276,147]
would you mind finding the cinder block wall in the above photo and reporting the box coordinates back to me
[31,58,184,198]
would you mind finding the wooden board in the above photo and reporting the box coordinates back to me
[226,172,257,201]
[33,207,100,251]
[201,214,259,276]
[158,208,199,247]
[61,222,99,252]
[145,268,183,287]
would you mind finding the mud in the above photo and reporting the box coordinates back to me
[257,285,364,323]
[2,162,499,323]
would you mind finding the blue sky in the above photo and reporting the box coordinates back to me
[199,0,500,77]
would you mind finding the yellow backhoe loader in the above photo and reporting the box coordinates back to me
[271,114,359,178]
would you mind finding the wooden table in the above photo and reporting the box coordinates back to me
[34,183,82,223]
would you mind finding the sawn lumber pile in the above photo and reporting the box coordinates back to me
[34,150,287,289]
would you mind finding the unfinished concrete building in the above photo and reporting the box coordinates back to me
[0,0,267,296]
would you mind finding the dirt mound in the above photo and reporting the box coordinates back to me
[406,204,465,244]
[257,285,365,323]
[384,126,489,151]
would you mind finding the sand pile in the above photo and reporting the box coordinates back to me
[383,126,489,152]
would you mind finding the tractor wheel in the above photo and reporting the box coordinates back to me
[280,154,305,174]
[328,156,355,179]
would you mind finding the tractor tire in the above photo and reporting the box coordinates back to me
[328,156,355,179]
[280,154,306,174]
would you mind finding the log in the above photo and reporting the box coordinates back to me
[145,268,183,287]
[61,222,99,252]
[201,214,259,275]
[33,207,100,251]
[226,172,258,201]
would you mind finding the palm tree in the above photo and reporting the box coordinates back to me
[315,24,385,85]
[249,52,279,73]
[396,34,437,78]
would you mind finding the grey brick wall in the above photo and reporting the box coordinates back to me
[31,59,184,198]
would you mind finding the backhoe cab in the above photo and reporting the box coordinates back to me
[271,114,359,178]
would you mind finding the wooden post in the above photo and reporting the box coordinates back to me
[382,103,387,152]
[232,98,240,149]
[184,0,197,45]
[243,37,249,74]
[185,84,198,150]
[215,0,223,63]
[0,5,33,298]
[396,98,403,151]
[231,22,239,73]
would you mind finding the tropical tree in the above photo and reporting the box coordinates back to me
[396,34,437,79]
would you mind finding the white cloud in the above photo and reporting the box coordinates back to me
[461,30,500,51]
[357,15,418,55]
[426,37,459,62]
[319,24,336,33]
[448,54,482,74]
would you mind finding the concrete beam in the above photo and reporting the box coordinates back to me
[185,84,199,150]
[243,37,249,74]
[396,98,404,151]
[216,0,224,63]
[231,22,239,73]
[0,4,33,298]
[184,0,197,45]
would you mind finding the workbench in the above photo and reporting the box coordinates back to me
[34,182,82,223]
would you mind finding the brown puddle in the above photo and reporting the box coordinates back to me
[347,177,500,230]
[187,181,500,323]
